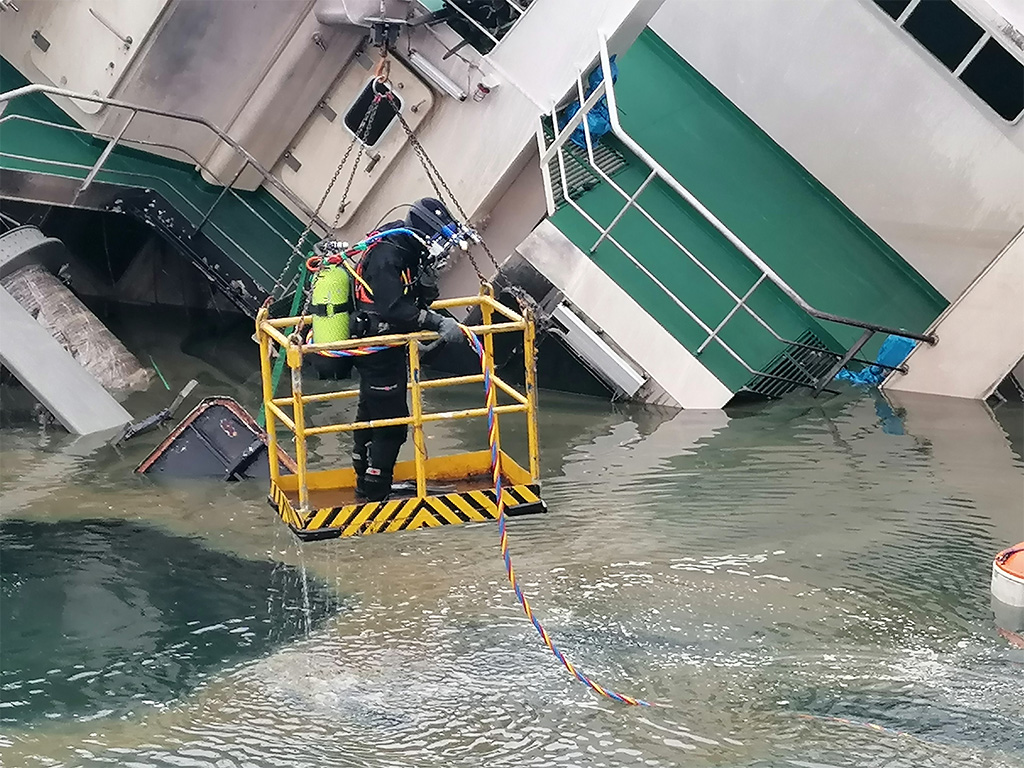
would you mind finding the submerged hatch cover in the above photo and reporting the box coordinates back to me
[135,397,295,480]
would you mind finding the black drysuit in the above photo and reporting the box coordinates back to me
[351,226,438,501]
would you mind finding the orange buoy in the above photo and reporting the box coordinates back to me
[994,543,1024,584]
[991,542,1024,646]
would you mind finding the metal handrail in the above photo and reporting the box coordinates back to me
[0,83,332,237]
[0,114,303,283]
[544,126,828,393]
[540,37,937,397]
[593,35,935,346]
[537,36,936,394]
[256,288,539,515]
[574,118,854,386]
[541,114,900,382]
[563,72,825,373]
[541,78,840,391]
[0,146,282,285]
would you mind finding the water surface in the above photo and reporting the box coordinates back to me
[1,342,1022,767]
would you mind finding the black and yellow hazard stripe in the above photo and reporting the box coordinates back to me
[269,483,303,529]
[268,483,544,541]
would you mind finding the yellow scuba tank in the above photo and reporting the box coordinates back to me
[310,262,352,344]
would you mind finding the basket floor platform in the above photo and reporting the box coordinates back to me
[270,450,545,541]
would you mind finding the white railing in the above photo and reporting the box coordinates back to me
[535,34,935,395]
[0,84,333,297]
[0,84,330,236]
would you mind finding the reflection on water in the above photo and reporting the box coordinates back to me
[1,519,339,725]
[1,348,1023,767]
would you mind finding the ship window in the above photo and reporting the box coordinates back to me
[869,0,1023,122]
[871,0,912,20]
[344,80,402,147]
[902,0,985,70]
[959,38,1024,121]
[440,0,536,55]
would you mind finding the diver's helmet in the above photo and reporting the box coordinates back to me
[405,197,480,268]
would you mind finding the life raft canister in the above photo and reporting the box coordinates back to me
[309,262,352,344]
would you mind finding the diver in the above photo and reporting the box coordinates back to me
[343,198,474,502]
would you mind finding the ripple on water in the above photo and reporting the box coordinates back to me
[0,519,340,726]
[1,396,1023,767]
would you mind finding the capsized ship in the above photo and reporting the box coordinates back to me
[1,0,1022,435]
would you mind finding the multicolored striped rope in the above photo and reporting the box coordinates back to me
[305,329,399,358]
[312,346,397,358]
[459,324,652,707]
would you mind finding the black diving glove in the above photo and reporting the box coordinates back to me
[419,310,463,353]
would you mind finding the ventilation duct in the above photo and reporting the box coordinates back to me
[314,0,412,27]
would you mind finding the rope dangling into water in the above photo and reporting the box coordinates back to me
[295,312,650,703]
[459,325,652,707]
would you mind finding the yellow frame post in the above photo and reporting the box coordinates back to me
[258,291,544,527]
[257,308,281,485]
[478,283,506,509]
[480,284,500,448]
[287,336,310,515]
[407,338,428,498]
[523,307,541,481]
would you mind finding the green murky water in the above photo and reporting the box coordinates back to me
[1,314,1022,767]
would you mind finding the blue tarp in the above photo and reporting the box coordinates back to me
[835,334,917,387]
[873,394,905,435]
[560,55,619,149]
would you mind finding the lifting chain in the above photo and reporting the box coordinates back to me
[268,44,392,303]
[272,43,545,328]
[390,108,496,284]
[293,49,397,329]
[386,94,547,325]
[296,96,388,326]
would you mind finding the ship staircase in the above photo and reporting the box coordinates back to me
[528,32,947,407]
[0,61,321,316]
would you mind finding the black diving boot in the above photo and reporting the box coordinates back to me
[356,467,391,502]
[352,450,369,495]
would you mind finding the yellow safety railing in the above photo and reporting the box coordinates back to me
[255,285,540,516]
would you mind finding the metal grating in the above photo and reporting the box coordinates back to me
[745,330,837,398]
[543,123,628,210]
